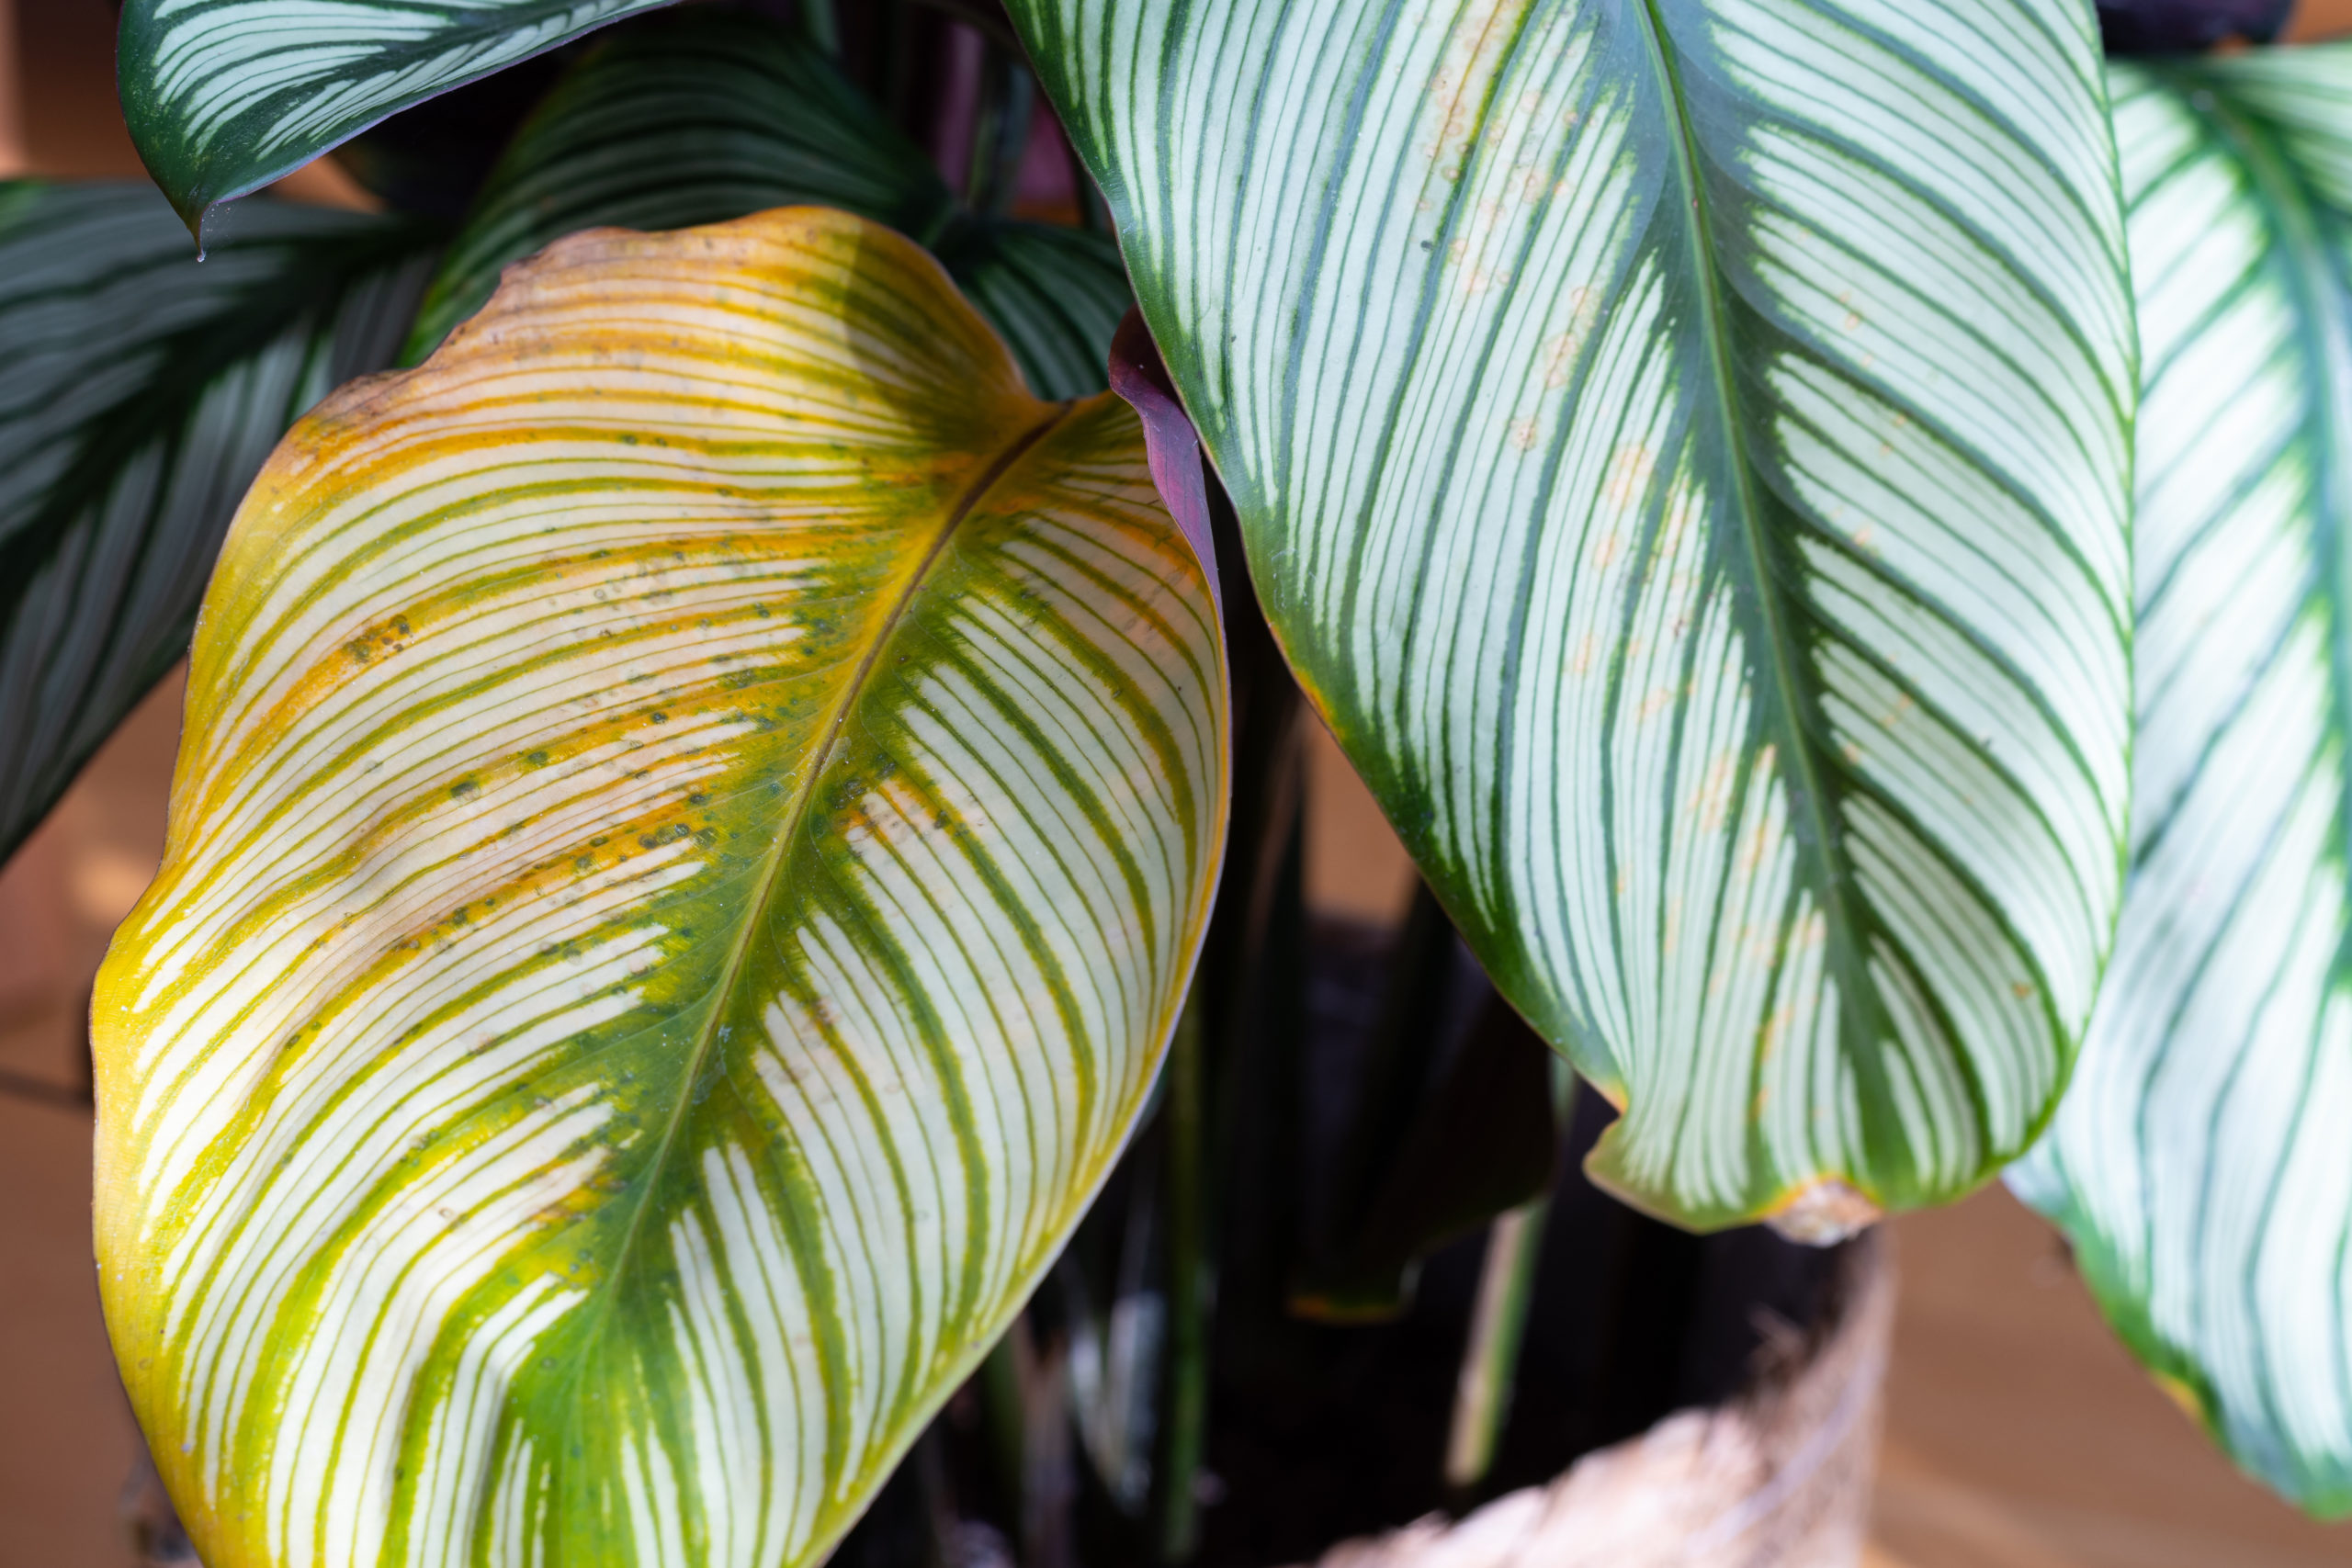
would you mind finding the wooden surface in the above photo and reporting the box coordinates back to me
[1869,1191,2352,1567]
[0,0,19,176]
[2301,0,2352,38]
[0,677,176,1566]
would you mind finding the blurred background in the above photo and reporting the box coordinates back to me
[3,0,2350,1563]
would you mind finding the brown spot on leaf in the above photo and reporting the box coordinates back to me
[1766,1179,1882,1246]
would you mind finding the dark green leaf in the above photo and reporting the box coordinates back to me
[116,0,675,228]
[940,218,1136,404]
[0,182,434,866]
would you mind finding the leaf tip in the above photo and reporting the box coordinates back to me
[1764,1179,1881,1246]
[153,183,209,252]
[2151,1368,2211,1428]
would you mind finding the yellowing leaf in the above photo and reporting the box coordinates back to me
[93,207,1227,1568]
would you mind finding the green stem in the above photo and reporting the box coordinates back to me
[965,45,1035,217]
[980,1325,1027,1518]
[1291,882,1456,1318]
[1158,984,1209,1562]
[1442,1064,1577,1491]
[1442,1200,1547,1491]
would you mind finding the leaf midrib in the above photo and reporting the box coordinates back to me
[575,395,1078,1370]
[1629,7,1866,1006]
[2197,74,2352,856]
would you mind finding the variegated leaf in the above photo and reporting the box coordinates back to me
[402,9,1132,400]
[0,182,433,866]
[94,207,1227,1567]
[117,0,675,228]
[2012,49,2352,1518]
[1011,0,2137,1235]
[935,220,1135,405]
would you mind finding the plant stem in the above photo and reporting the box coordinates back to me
[911,1429,956,1568]
[1158,984,1209,1562]
[963,42,1035,217]
[1442,1063,1577,1491]
[1022,1334,1076,1568]
[1442,1199,1548,1491]
[979,1324,1027,1519]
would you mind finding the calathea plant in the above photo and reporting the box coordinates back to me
[0,0,2344,1562]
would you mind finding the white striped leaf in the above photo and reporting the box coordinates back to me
[93,207,1227,1567]
[2011,48,2352,1518]
[0,181,433,866]
[117,0,675,228]
[1010,0,2137,1235]
[933,221,1136,405]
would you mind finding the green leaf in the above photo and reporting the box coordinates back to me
[117,0,676,229]
[2011,48,2352,1518]
[0,181,433,867]
[93,207,1227,1568]
[404,11,1132,400]
[939,220,1137,406]
[1012,0,2138,1235]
